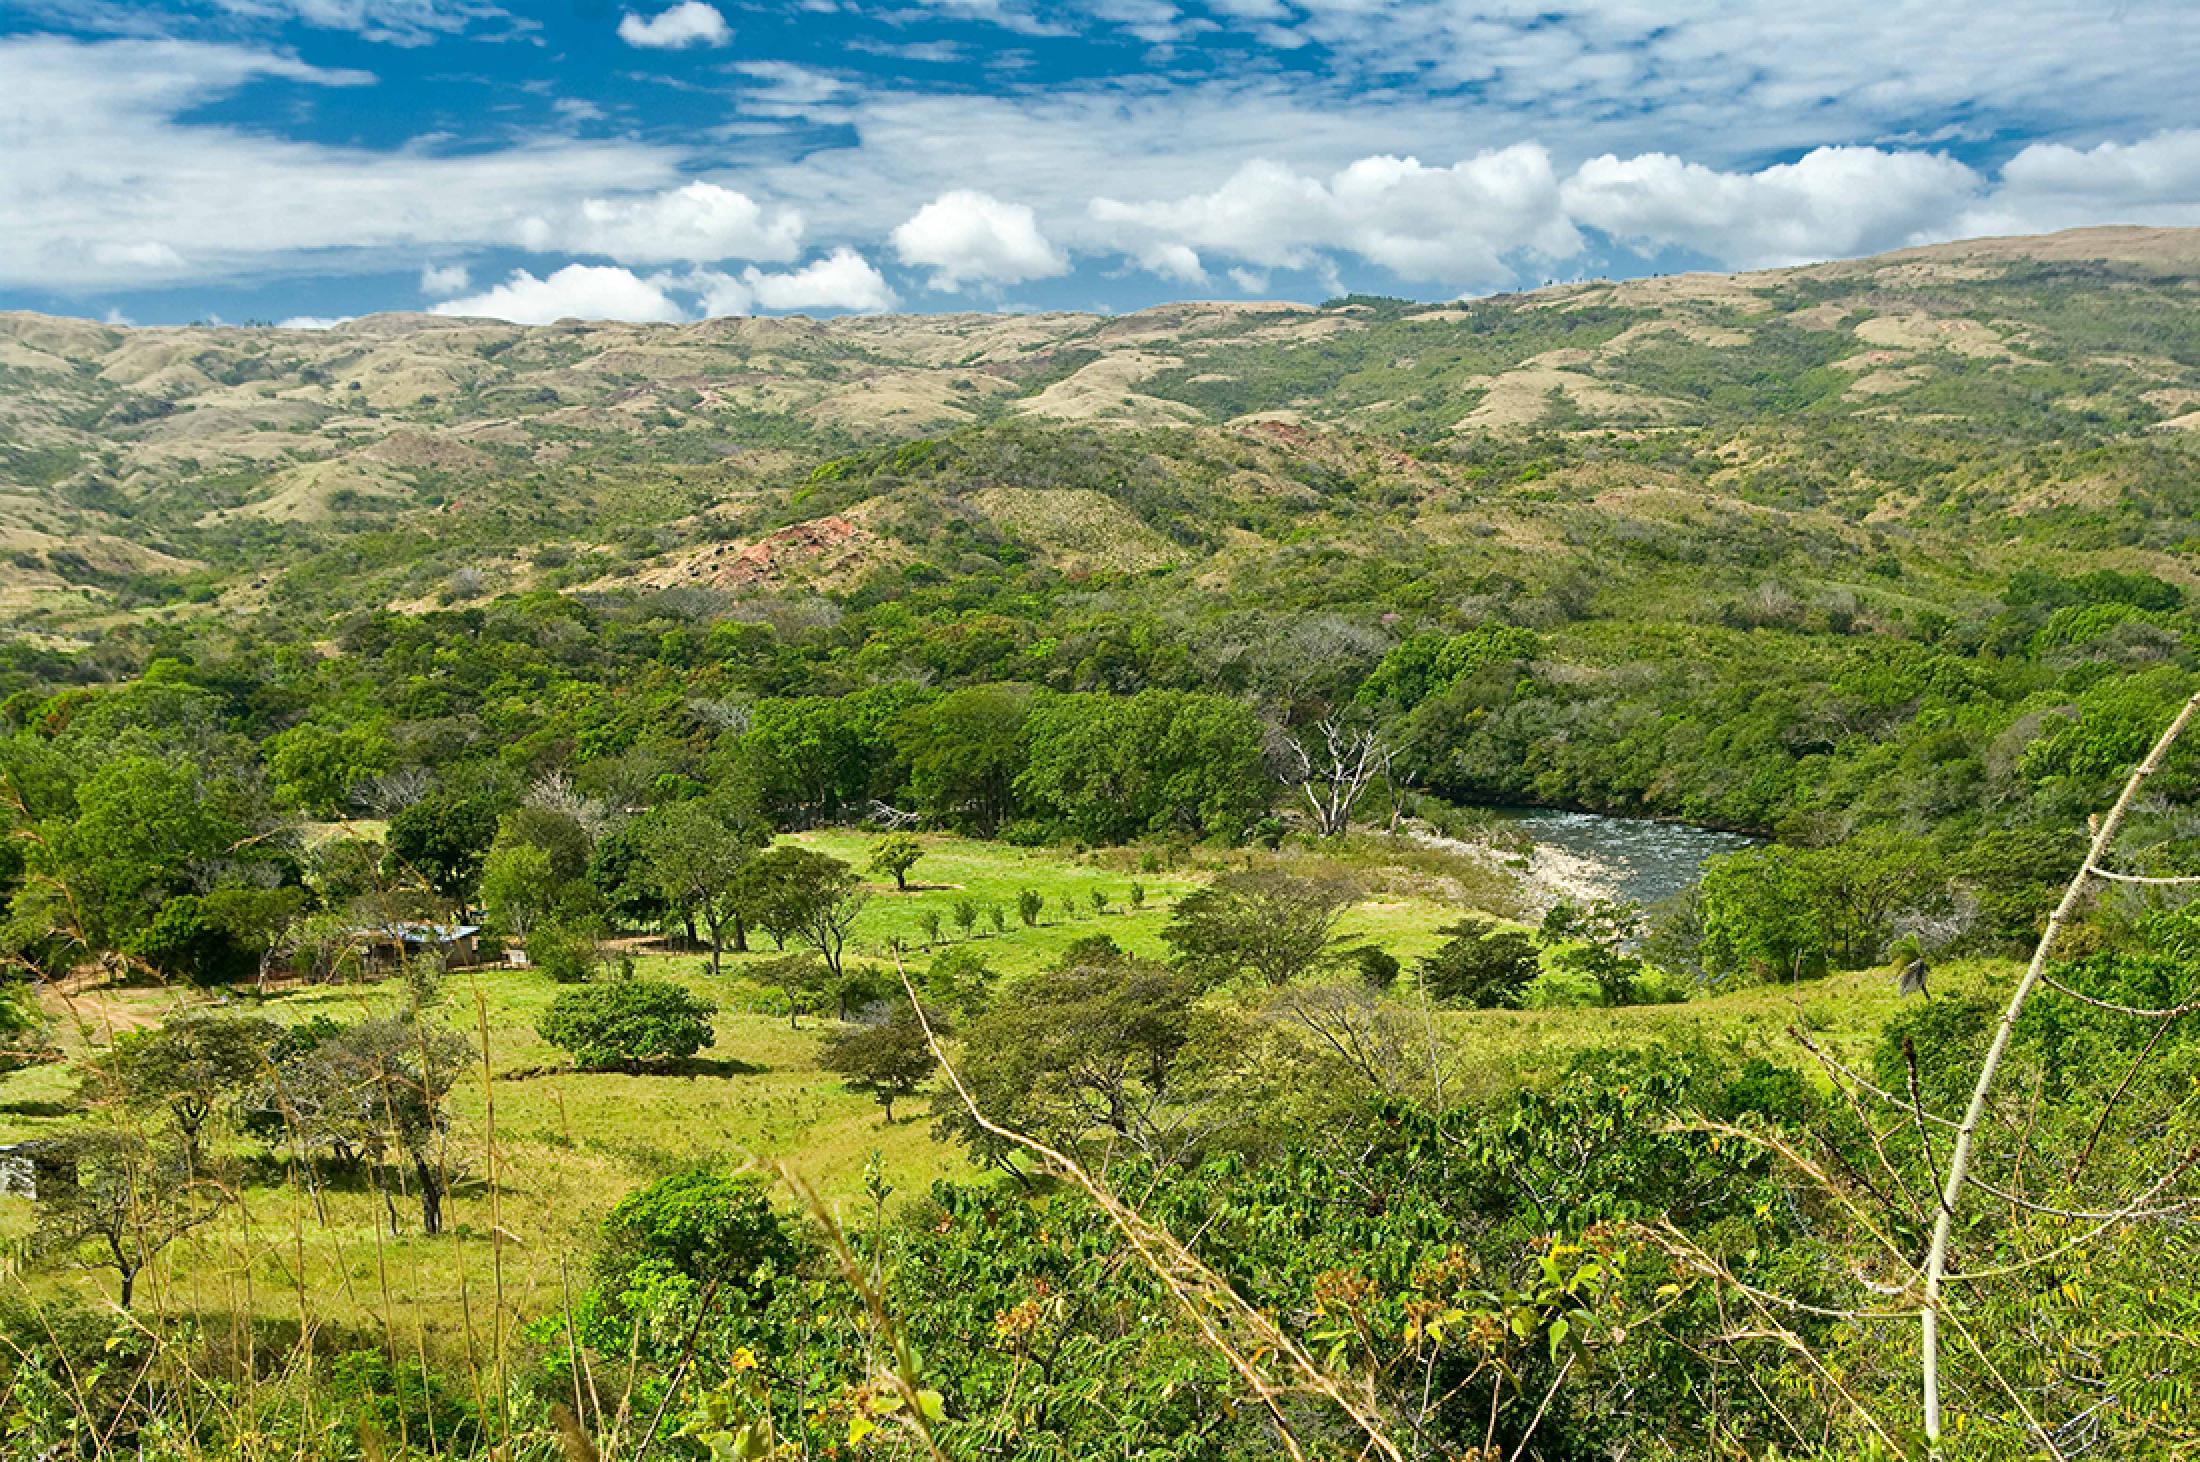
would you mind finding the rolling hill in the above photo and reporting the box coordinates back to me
[2,226,2195,632]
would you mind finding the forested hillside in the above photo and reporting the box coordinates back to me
[2,227,2198,1460]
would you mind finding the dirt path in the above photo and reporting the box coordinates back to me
[35,978,203,1050]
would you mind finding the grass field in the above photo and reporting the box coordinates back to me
[0,828,1965,1366]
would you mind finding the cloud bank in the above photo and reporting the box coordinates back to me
[6,5,2200,318]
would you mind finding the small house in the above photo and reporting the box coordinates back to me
[0,1140,78,1201]
[355,922,482,971]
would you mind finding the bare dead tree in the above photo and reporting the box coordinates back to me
[687,695,752,734]
[525,771,612,844]
[360,766,431,815]
[866,799,922,830]
[1274,716,1395,838]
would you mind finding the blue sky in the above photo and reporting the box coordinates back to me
[4,0,2199,326]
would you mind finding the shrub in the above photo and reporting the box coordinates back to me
[1417,917,1542,1007]
[595,1168,797,1306]
[1352,945,1401,991]
[527,920,602,984]
[327,1350,482,1456]
[538,979,717,1070]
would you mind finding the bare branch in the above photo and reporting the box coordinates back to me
[1919,688,2200,1448]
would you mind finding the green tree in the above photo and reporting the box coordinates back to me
[1696,850,1826,983]
[738,846,867,978]
[91,1010,283,1164]
[1017,690,1271,843]
[753,953,831,1029]
[738,686,920,825]
[936,956,1199,1169]
[868,832,925,892]
[1541,900,1648,1007]
[497,804,593,886]
[1016,888,1043,927]
[28,1131,224,1308]
[539,979,717,1071]
[1418,917,1541,1007]
[478,840,557,942]
[310,1018,472,1234]
[43,754,248,950]
[125,887,305,984]
[384,786,505,904]
[266,722,393,818]
[892,683,1034,833]
[1162,871,1357,988]
[643,802,760,973]
[919,946,997,1018]
[819,1002,935,1121]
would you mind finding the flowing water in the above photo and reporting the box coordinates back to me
[1491,806,1762,909]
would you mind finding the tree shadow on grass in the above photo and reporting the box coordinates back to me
[0,1098,77,1120]
[497,1056,766,1081]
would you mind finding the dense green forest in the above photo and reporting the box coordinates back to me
[1,227,2198,1459]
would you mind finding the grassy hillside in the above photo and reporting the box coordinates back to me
[1,226,2194,633]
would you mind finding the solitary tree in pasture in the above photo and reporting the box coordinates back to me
[868,832,925,892]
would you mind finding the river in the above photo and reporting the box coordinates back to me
[1491,806,1761,909]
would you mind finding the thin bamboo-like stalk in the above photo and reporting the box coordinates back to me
[1918,688,2200,1450]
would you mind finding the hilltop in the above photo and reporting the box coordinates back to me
[1,225,2195,628]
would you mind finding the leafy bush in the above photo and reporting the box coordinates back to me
[1417,917,1540,1007]
[538,979,717,1070]
[526,920,603,984]
[594,1168,798,1309]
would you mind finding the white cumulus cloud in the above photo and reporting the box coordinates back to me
[1092,145,1577,286]
[431,250,896,323]
[892,190,1069,290]
[419,262,470,295]
[1138,242,1207,284]
[1561,146,1983,268]
[1962,129,2200,236]
[430,264,687,323]
[748,248,898,312]
[616,1,730,49]
[520,181,803,264]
